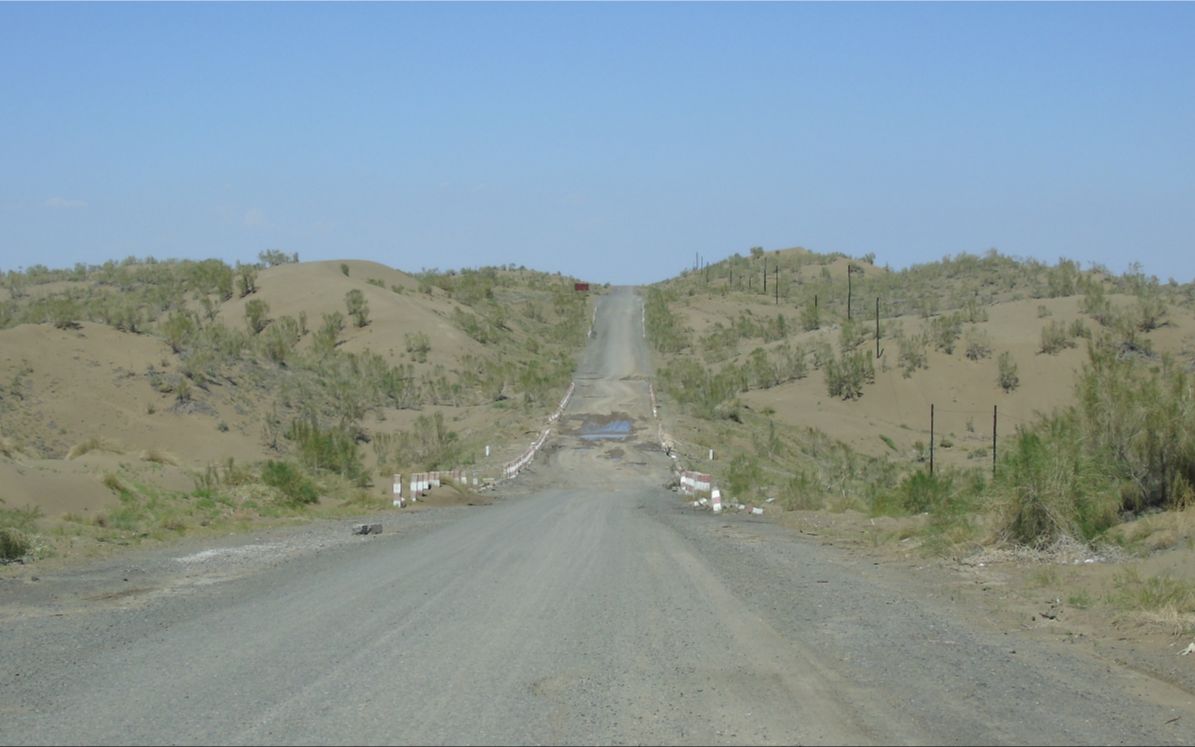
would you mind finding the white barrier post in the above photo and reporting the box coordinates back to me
[709,448,714,461]
[392,474,404,507]
[711,488,722,514]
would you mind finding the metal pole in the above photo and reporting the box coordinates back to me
[875,297,880,357]
[775,266,779,304]
[763,257,767,294]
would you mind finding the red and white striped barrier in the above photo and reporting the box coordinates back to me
[679,470,713,495]
[395,468,480,507]
[501,380,577,481]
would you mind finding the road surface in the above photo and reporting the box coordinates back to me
[1,287,1192,745]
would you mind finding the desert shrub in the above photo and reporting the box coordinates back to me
[838,319,866,351]
[964,328,992,360]
[995,420,1117,546]
[997,351,1019,392]
[345,289,369,328]
[879,470,955,515]
[897,331,929,378]
[963,297,989,323]
[285,416,363,481]
[405,332,432,363]
[1081,281,1112,323]
[258,249,297,267]
[314,311,345,355]
[775,343,808,381]
[1037,304,1052,319]
[644,288,690,353]
[261,460,319,504]
[1068,318,1090,340]
[236,264,257,297]
[161,310,197,353]
[825,349,874,400]
[1136,291,1167,332]
[800,300,820,331]
[340,263,350,277]
[1075,344,1195,512]
[244,299,270,334]
[930,313,963,354]
[0,527,30,561]
[725,454,762,500]
[778,470,824,510]
[1039,320,1075,354]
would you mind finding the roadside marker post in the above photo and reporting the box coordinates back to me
[392,474,404,507]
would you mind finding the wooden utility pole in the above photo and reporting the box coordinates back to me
[774,266,779,304]
[875,297,881,358]
[847,265,854,321]
[763,258,767,294]
[993,405,998,478]
[929,403,935,476]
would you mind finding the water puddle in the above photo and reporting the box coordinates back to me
[578,419,632,441]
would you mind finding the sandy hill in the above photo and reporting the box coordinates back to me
[221,259,480,368]
[0,257,591,537]
[649,248,1195,485]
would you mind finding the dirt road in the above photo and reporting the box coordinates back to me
[1,287,1192,744]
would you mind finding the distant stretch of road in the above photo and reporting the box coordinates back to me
[1,287,1190,745]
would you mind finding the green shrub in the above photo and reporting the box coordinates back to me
[245,299,270,334]
[161,310,197,353]
[405,332,431,363]
[997,351,1019,392]
[285,416,363,481]
[725,454,762,500]
[261,460,319,504]
[1040,320,1075,354]
[964,328,992,360]
[0,527,30,561]
[800,300,820,331]
[314,312,345,355]
[345,289,369,328]
[898,332,929,378]
[236,264,257,297]
[996,423,1117,546]
[825,349,874,400]
[930,313,963,354]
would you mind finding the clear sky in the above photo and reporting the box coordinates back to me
[2,2,1192,284]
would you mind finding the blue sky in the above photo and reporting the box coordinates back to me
[2,2,1192,284]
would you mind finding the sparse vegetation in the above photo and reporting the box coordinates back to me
[345,289,369,327]
[997,351,1020,392]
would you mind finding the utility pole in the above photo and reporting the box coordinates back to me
[929,404,935,476]
[763,257,767,294]
[993,405,998,478]
[774,265,779,304]
[847,264,854,321]
[875,297,881,358]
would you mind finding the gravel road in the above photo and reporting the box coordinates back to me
[1,287,1192,745]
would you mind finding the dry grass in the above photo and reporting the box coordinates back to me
[138,448,180,466]
[67,437,125,460]
[1109,507,1195,556]
[0,436,24,459]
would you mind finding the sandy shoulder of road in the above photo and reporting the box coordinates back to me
[771,507,1195,701]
